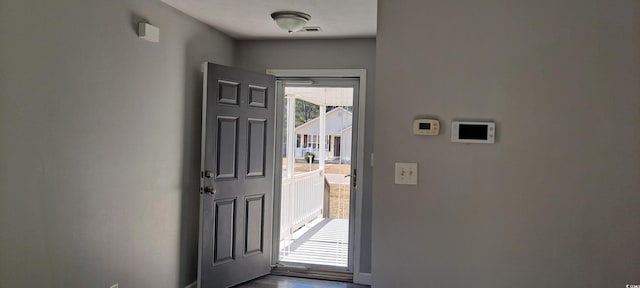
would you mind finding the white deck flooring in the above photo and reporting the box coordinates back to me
[279,218,349,268]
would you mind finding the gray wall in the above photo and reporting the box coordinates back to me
[373,1,640,287]
[0,0,234,287]
[236,39,376,273]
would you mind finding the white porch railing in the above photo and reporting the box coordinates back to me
[280,170,324,241]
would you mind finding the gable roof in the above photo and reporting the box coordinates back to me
[294,107,352,136]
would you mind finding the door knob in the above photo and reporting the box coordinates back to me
[204,186,216,194]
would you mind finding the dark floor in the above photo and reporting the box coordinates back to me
[234,275,370,288]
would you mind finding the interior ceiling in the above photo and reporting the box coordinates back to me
[161,0,377,39]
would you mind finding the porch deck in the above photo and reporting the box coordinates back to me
[279,218,349,268]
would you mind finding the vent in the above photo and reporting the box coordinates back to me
[301,26,322,32]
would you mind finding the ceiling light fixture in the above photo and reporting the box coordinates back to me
[270,11,311,33]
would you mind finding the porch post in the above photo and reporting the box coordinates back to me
[319,105,326,171]
[286,96,296,179]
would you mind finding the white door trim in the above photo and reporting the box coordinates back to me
[267,69,368,284]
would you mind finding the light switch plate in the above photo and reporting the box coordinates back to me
[395,162,418,185]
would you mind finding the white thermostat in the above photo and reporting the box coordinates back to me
[413,119,440,136]
[451,121,495,144]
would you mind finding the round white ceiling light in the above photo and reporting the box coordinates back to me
[270,11,311,33]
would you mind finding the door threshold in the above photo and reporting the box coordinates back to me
[271,267,353,283]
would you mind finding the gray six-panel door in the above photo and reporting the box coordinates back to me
[199,63,275,288]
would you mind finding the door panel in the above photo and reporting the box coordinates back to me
[248,85,267,108]
[214,198,236,265]
[247,119,266,177]
[216,117,238,179]
[244,195,264,255]
[218,80,240,105]
[200,63,275,288]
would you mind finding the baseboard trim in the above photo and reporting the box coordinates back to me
[271,267,353,282]
[353,272,371,285]
[184,281,197,288]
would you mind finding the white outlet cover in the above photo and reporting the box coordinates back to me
[395,162,418,185]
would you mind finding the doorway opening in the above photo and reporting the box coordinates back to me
[275,78,360,272]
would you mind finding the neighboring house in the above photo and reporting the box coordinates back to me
[294,107,352,162]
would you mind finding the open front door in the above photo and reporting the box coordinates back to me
[199,63,275,288]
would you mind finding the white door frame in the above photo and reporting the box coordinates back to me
[267,69,368,284]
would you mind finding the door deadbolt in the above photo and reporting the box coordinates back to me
[204,170,214,178]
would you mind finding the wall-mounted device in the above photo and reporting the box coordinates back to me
[451,121,495,143]
[413,119,440,136]
[138,23,160,43]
